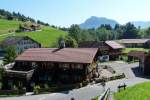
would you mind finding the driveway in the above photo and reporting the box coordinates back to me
[99,61,140,79]
[100,61,150,92]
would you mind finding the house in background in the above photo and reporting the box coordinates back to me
[3,48,98,90]
[128,51,150,75]
[79,40,125,60]
[0,36,41,55]
[119,39,150,48]
[18,23,41,32]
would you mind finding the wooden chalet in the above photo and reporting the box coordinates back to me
[79,41,125,60]
[3,48,98,90]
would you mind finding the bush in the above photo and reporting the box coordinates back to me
[82,81,89,86]
[44,83,49,89]
[33,85,40,95]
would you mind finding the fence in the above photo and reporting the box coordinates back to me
[99,88,110,100]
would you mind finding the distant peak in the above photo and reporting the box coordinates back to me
[80,16,119,29]
[90,16,106,19]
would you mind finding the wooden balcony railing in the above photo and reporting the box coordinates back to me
[5,69,34,80]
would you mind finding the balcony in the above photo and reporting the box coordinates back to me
[5,69,34,80]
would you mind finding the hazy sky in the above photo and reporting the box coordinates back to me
[1,0,150,27]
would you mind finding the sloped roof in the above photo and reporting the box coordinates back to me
[15,48,98,64]
[79,41,110,51]
[120,39,150,44]
[105,41,125,49]
[0,36,41,46]
[128,51,147,58]
[1,36,24,45]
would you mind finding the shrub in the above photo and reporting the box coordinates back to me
[44,83,49,89]
[33,85,40,95]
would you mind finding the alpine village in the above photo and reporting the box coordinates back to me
[0,7,150,100]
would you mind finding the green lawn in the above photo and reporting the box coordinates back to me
[123,48,149,53]
[114,82,150,100]
[0,26,67,47]
[0,19,22,34]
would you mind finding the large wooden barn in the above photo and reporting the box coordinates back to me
[3,48,98,90]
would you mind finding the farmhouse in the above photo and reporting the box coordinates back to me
[3,48,98,90]
[128,51,150,75]
[79,41,124,60]
[119,39,150,48]
[0,36,41,55]
[30,24,41,31]
[19,23,41,32]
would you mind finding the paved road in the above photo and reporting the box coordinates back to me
[100,61,150,90]
[0,84,104,100]
[100,61,140,79]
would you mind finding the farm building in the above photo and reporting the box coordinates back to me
[119,39,150,48]
[79,41,125,60]
[0,36,41,55]
[18,23,41,32]
[3,48,98,90]
[128,51,150,75]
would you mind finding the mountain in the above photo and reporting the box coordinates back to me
[131,21,150,28]
[80,16,119,29]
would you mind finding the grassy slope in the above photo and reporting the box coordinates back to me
[114,82,150,100]
[0,19,67,47]
[123,48,149,53]
[0,19,22,34]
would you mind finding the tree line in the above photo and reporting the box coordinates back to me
[0,9,49,26]
[58,23,150,47]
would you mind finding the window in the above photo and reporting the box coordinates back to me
[63,64,69,68]
[32,62,37,68]
[75,64,83,69]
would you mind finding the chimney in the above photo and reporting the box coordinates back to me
[59,39,66,49]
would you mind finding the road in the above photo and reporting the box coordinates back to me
[100,61,150,91]
[0,84,104,100]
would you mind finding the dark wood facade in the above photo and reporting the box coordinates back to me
[139,54,150,75]
[3,61,97,91]
[128,51,150,75]
[3,48,98,91]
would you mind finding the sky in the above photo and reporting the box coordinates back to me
[1,0,150,27]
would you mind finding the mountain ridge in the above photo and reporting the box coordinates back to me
[80,16,118,29]
[79,16,150,29]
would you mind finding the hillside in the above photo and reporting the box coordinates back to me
[80,16,118,29]
[0,19,22,34]
[0,19,67,47]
